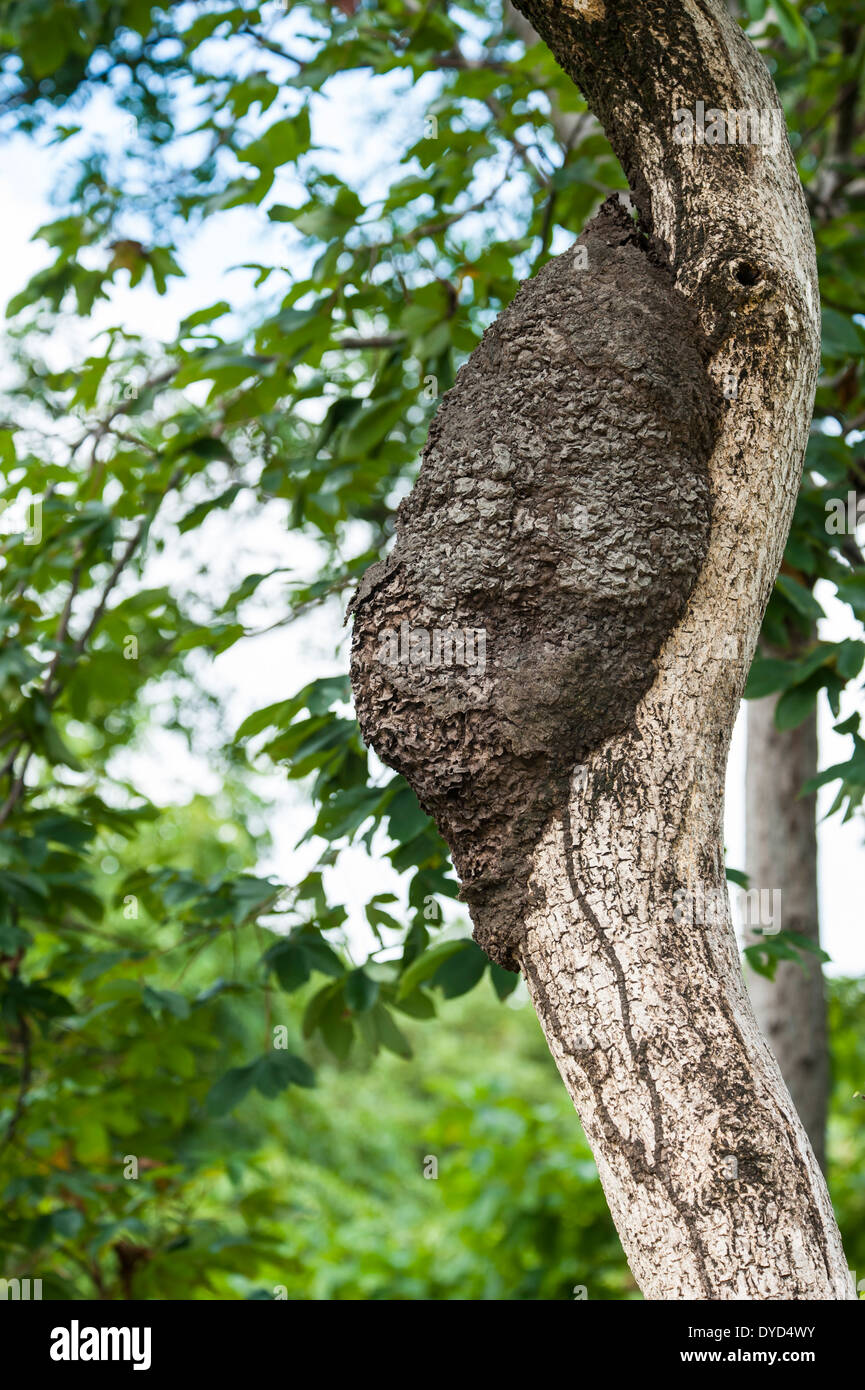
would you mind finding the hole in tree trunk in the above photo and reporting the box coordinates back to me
[733,260,760,287]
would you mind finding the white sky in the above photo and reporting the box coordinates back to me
[1,60,863,976]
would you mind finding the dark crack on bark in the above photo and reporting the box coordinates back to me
[559,803,713,1298]
[651,859,834,1295]
[698,930,834,1291]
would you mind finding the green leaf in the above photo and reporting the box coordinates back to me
[337,392,407,459]
[821,308,863,358]
[372,1004,412,1058]
[744,657,794,700]
[836,639,865,681]
[385,785,431,844]
[397,938,468,999]
[206,1063,257,1115]
[320,1005,353,1060]
[252,1051,315,1097]
[772,0,818,57]
[294,929,345,978]
[489,962,520,1000]
[744,930,830,981]
[725,866,749,890]
[179,300,231,332]
[301,980,340,1039]
[263,940,310,992]
[774,574,823,621]
[51,1208,85,1239]
[178,484,242,533]
[344,968,379,1013]
[392,988,436,1019]
[140,986,191,1020]
[237,112,310,170]
[774,684,818,731]
[0,919,31,952]
[432,941,488,998]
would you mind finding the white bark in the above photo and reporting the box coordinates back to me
[513,0,852,1298]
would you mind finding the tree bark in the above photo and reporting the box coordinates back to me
[506,0,849,1300]
[507,0,850,1301]
[745,692,828,1171]
[352,0,853,1298]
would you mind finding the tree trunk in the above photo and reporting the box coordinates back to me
[351,0,853,1298]
[745,693,828,1171]
[508,0,849,1300]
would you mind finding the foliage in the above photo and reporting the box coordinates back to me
[741,0,865,821]
[3,931,865,1299]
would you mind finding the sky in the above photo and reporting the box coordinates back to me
[1,46,863,976]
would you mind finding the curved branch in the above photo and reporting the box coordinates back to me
[506,0,847,1299]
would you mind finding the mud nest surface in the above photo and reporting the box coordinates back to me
[350,198,717,970]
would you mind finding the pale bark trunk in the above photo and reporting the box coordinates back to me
[745,695,827,1171]
[510,0,851,1298]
